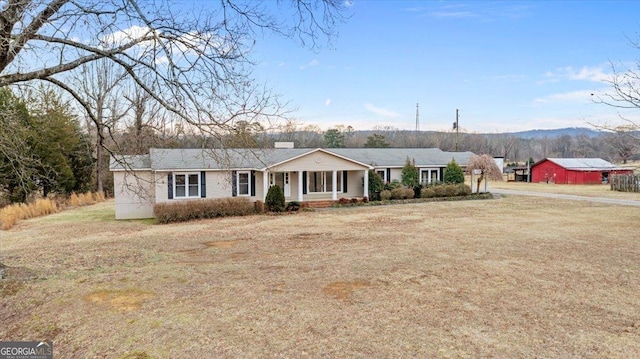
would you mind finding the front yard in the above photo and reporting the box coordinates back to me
[1,197,639,357]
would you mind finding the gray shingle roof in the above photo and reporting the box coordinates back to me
[109,154,152,170]
[111,148,475,171]
[331,148,474,167]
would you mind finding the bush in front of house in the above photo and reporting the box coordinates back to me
[456,184,472,196]
[420,183,471,199]
[380,189,392,200]
[286,201,301,212]
[390,186,406,200]
[404,187,415,199]
[421,187,436,198]
[368,169,385,201]
[443,159,465,184]
[154,197,255,224]
[265,185,285,212]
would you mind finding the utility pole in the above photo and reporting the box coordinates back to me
[415,103,419,132]
[453,109,459,151]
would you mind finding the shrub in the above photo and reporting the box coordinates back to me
[337,197,351,204]
[401,157,420,188]
[255,200,265,213]
[390,187,406,200]
[413,185,422,198]
[444,184,458,197]
[384,180,402,191]
[380,190,392,201]
[432,185,447,197]
[404,187,415,199]
[457,184,472,196]
[368,169,384,200]
[421,187,435,198]
[154,197,255,224]
[443,159,465,184]
[265,185,285,212]
[286,201,301,212]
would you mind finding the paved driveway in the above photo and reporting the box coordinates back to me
[490,188,640,207]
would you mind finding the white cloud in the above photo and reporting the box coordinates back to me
[299,59,319,70]
[101,25,151,47]
[542,65,612,83]
[364,103,401,118]
[533,90,594,104]
[325,98,332,106]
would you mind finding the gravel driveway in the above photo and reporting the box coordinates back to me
[491,188,640,207]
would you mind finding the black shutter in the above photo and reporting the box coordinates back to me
[302,171,307,194]
[232,171,237,197]
[250,171,256,196]
[200,171,206,198]
[386,168,391,182]
[167,173,173,199]
[343,170,348,192]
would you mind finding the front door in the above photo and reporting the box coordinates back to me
[283,172,291,197]
[270,172,291,197]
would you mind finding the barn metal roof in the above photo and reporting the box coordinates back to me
[542,158,629,171]
[110,148,475,171]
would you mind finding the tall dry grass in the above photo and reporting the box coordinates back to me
[0,192,106,230]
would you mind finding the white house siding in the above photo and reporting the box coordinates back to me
[113,171,155,219]
[343,171,365,198]
[155,171,233,203]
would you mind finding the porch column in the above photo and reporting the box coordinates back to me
[263,170,269,200]
[298,171,304,201]
[363,169,369,199]
[332,170,338,200]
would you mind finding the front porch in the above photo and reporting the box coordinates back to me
[261,169,370,202]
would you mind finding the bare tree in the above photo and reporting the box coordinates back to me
[591,35,640,142]
[467,154,503,193]
[74,58,128,193]
[0,0,348,158]
[603,126,638,163]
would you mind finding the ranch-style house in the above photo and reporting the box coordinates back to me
[110,147,475,219]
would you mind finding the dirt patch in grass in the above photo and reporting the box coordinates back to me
[0,265,38,297]
[83,289,156,312]
[323,280,370,301]
[203,240,238,248]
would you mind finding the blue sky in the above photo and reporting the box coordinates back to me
[252,0,640,133]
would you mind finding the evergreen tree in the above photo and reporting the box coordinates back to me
[324,128,345,148]
[443,158,465,184]
[367,169,385,200]
[265,185,285,212]
[364,134,389,148]
[401,157,419,188]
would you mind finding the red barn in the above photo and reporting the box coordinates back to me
[531,158,633,184]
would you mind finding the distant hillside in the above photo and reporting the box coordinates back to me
[497,127,604,139]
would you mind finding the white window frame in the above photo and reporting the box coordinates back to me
[236,171,251,196]
[174,172,200,199]
[376,170,386,182]
[420,168,439,184]
[307,171,342,193]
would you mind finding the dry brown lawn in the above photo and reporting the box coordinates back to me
[1,196,639,358]
[490,178,640,200]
